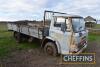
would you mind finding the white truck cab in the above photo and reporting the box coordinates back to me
[44,13,88,55]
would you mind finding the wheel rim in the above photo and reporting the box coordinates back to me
[14,33,18,39]
[15,34,19,40]
[46,46,53,55]
[14,33,20,42]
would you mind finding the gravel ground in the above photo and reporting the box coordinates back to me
[0,41,100,67]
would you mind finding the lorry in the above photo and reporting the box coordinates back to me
[7,10,88,56]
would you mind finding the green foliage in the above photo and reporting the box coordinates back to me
[0,23,39,58]
[88,33,100,41]
[94,24,100,29]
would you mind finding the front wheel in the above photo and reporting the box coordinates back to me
[44,42,58,56]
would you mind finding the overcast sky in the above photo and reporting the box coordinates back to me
[0,0,100,21]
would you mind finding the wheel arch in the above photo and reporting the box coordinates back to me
[41,37,61,54]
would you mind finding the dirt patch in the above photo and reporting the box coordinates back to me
[0,41,100,67]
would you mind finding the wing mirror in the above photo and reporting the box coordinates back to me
[61,23,67,32]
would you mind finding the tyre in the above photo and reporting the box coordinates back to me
[28,36,34,43]
[14,32,22,43]
[44,42,58,56]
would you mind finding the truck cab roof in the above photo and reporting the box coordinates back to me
[53,14,83,18]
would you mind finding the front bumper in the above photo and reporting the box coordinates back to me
[61,43,87,55]
[70,43,87,55]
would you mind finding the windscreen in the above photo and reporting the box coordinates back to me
[72,18,85,32]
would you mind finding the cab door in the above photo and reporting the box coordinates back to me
[49,17,72,54]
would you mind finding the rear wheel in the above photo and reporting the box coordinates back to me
[44,42,58,56]
[14,32,22,43]
[28,36,34,43]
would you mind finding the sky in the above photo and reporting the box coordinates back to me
[0,0,100,23]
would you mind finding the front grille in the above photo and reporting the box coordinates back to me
[78,44,85,50]
[78,37,86,50]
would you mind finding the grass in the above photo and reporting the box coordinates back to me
[0,23,39,58]
[88,24,100,41]
[88,33,100,41]
[94,24,100,29]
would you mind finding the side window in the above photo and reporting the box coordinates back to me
[54,17,65,27]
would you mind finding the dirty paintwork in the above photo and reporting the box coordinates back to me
[7,10,88,55]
